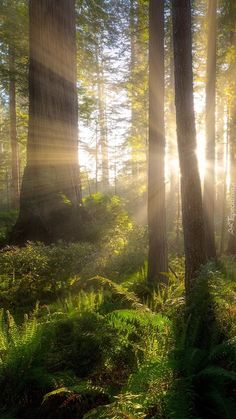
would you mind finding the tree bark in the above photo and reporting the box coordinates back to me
[172,0,206,293]
[9,54,20,210]
[147,0,168,287]
[203,0,217,259]
[11,0,83,244]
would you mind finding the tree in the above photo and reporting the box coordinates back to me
[172,0,206,293]
[96,45,109,191]
[147,0,168,287]
[226,0,236,253]
[203,0,217,259]
[11,0,82,244]
[0,0,28,209]
[9,52,20,209]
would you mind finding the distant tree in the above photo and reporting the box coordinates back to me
[9,52,20,209]
[203,0,217,259]
[227,9,236,253]
[147,0,168,287]
[172,0,206,292]
[11,0,82,244]
[0,0,28,209]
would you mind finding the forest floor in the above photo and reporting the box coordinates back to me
[0,195,235,419]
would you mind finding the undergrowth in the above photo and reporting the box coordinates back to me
[0,198,235,418]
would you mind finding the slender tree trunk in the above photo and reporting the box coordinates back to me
[172,0,206,293]
[215,97,225,232]
[167,24,178,234]
[99,76,109,190]
[95,121,98,193]
[9,54,20,210]
[147,0,168,287]
[227,28,236,253]
[220,110,229,255]
[203,0,217,259]
[130,0,139,179]
[96,47,109,191]
[11,0,82,244]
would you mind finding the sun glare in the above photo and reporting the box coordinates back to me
[197,131,206,180]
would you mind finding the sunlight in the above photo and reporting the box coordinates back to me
[197,130,206,181]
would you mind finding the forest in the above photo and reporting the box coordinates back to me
[0,0,235,418]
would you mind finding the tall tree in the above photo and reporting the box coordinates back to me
[172,0,206,293]
[96,47,109,191]
[9,52,20,209]
[147,0,168,287]
[227,1,236,253]
[11,0,82,243]
[203,0,217,259]
[0,0,28,209]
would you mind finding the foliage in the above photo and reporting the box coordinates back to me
[0,210,18,245]
[0,194,147,312]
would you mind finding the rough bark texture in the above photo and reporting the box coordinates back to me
[172,0,206,293]
[11,0,83,244]
[203,0,217,259]
[147,0,168,287]
[9,54,20,210]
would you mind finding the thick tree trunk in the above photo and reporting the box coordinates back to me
[172,0,206,293]
[11,0,83,244]
[9,54,20,210]
[203,0,217,259]
[147,0,168,287]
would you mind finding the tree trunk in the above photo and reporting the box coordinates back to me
[203,0,217,259]
[11,0,83,244]
[96,47,109,191]
[99,75,109,191]
[227,28,236,253]
[130,0,138,180]
[215,97,225,236]
[172,0,206,293]
[9,54,20,210]
[220,109,229,255]
[147,0,168,287]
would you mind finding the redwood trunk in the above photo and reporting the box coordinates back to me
[147,0,168,287]
[227,29,236,253]
[11,0,82,244]
[203,0,217,259]
[9,55,20,210]
[172,0,206,293]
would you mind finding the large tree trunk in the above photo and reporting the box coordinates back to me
[147,0,168,287]
[9,54,20,210]
[11,0,82,244]
[203,0,217,259]
[172,0,206,293]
